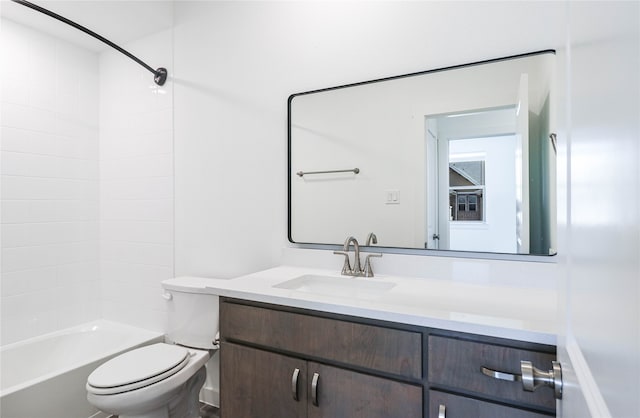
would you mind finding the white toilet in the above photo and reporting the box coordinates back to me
[86,277,219,418]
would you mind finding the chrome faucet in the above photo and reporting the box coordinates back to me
[333,236,361,276]
[333,234,382,277]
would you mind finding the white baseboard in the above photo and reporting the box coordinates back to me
[200,385,220,408]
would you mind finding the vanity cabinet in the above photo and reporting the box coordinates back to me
[219,298,556,418]
[221,341,422,418]
[219,299,422,418]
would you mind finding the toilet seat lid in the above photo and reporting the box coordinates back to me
[88,343,189,390]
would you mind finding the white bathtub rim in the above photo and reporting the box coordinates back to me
[0,319,164,398]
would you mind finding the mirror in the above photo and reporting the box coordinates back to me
[289,51,556,256]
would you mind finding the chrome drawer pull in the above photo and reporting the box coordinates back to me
[311,372,320,406]
[521,360,563,399]
[291,368,300,401]
[481,366,522,382]
[438,404,446,418]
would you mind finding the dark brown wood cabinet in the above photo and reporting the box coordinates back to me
[219,298,556,418]
[220,299,423,418]
[221,342,306,418]
[428,335,556,411]
[221,341,422,418]
[221,301,422,379]
[429,390,551,418]
[307,361,422,418]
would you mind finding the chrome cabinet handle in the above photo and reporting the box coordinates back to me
[291,368,300,401]
[521,360,563,399]
[481,366,522,382]
[438,404,446,418]
[311,372,320,406]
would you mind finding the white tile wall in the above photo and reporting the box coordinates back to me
[1,18,174,344]
[99,29,174,333]
[0,19,100,344]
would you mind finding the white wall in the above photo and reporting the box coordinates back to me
[0,16,174,343]
[99,29,174,333]
[173,1,291,278]
[173,1,565,278]
[558,2,640,417]
[0,19,100,344]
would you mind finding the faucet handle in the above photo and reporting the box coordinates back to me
[363,253,382,277]
[365,232,378,246]
[333,251,352,275]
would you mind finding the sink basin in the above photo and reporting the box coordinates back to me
[273,274,395,300]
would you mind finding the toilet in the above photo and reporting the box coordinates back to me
[86,277,219,418]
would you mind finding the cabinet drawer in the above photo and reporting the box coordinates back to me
[221,300,422,379]
[429,390,552,418]
[428,335,555,411]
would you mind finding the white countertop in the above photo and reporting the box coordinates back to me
[165,265,557,345]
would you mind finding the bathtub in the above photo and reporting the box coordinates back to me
[0,320,164,418]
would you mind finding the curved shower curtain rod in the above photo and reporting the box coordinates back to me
[10,0,168,86]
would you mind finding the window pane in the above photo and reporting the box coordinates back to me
[450,189,484,221]
[457,195,467,211]
[468,195,477,211]
[449,160,485,187]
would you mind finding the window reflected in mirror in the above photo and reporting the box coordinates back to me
[449,160,485,222]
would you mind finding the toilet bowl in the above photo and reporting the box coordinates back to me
[87,343,209,418]
[86,277,219,418]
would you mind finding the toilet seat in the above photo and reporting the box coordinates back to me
[87,343,190,395]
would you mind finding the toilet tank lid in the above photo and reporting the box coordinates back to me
[162,276,230,294]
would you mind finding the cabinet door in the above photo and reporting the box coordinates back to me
[220,342,307,418]
[307,362,422,418]
[429,390,552,418]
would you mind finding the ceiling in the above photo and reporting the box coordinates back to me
[0,0,174,52]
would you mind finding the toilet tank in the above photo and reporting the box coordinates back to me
[161,277,220,350]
